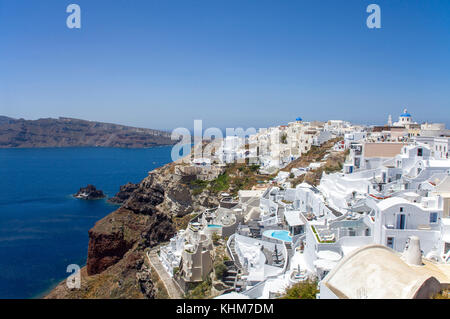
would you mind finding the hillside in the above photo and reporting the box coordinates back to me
[45,160,221,299]
[0,116,176,148]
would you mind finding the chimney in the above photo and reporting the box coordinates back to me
[403,236,422,266]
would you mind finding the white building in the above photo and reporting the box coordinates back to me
[344,131,367,148]
[368,196,442,255]
[393,108,418,128]
[159,230,186,277]
[415,136,449,160]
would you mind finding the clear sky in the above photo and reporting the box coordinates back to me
[1,0,449,131]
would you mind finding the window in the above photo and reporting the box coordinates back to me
[387,237,394,249]
[417,148,423,156]
[430,212,438,223]
[400,207,404,212]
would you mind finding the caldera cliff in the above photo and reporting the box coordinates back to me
[45,160,220,299]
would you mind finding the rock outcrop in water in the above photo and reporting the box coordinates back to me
[74,185,106,200]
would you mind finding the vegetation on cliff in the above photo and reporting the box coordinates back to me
[284,138,347,187]
[188,162,274,197]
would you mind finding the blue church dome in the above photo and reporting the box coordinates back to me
[296,117,303,121]
[400,108,411,117]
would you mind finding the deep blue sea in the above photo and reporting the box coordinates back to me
[0,146,173,299]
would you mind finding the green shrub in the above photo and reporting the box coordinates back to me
[281,280,319,299]
[185,277,212,299]
[211,173,229,193]
[212,232,221,245]
[214,262,227,281]
[190,179,208,195]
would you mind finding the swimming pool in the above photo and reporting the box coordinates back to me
[263,230,292,242]
[207,224,222,228]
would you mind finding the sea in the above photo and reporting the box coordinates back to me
[0,146,174,299]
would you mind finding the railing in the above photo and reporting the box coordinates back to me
[226,234,244,272]
[226,234,236,262]
[382,224,438,231]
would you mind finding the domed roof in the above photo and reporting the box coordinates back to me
[296,117,303,121]
[320,245,445,299]
[400,108,411,117]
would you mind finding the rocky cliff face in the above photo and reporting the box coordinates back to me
[46,161,219,299]
[107,182,139,205]
[0,116,176,148]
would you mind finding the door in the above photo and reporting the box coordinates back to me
[397,214,406,229]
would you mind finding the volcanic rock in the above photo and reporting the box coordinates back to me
[74,184,106,200]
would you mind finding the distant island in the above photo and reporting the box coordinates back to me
[0,116,176,148]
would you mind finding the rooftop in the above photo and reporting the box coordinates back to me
[322,244,450,299]
[284,210,305,227]
[377,197,411,211]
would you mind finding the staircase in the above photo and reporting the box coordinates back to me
[228,236,243,269]
[223,272,237,283]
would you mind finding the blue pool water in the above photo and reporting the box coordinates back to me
[264,230,292,242]
[207,224,222,228]
[0,146,173,299]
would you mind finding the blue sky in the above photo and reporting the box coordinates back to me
[0,0,449,131]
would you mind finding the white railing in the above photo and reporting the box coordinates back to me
[226,234,236,262]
